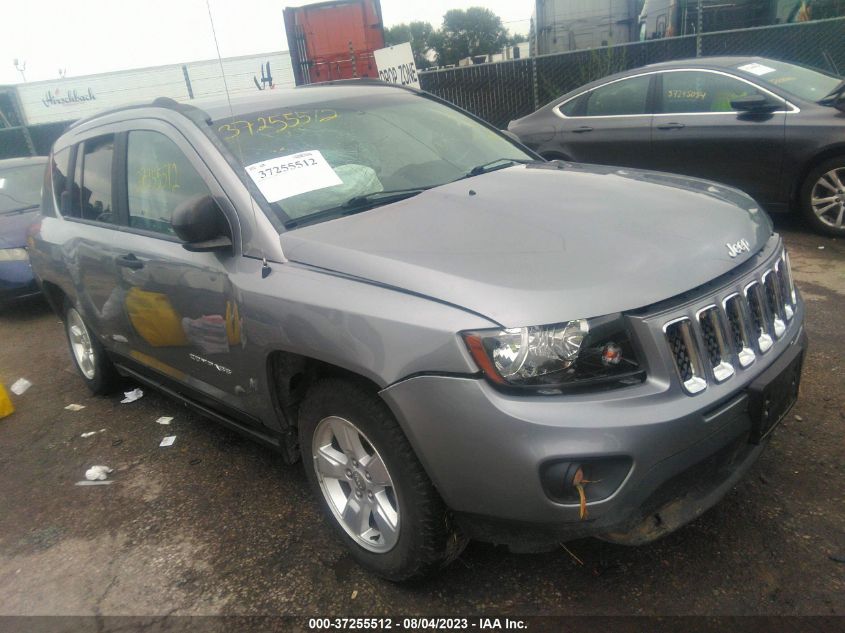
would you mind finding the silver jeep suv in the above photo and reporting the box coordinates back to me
[30,82,806,580]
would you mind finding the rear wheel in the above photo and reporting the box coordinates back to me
[299,378,465,581]
[800,157,845,237]
[64,304,118,394]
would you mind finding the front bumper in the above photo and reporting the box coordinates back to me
[380,238,805,548]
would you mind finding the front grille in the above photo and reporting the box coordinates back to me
[663,249,795,395]
[697,306,734,383]
[664,319,707,394]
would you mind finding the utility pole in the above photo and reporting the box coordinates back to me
[13,58,26,82]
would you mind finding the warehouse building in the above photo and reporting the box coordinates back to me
[0,51,295,158]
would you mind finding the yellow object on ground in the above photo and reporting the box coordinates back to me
[0,384,15,419]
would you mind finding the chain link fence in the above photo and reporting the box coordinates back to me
[420,17,845,129]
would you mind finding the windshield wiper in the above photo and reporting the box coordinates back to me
[465,158,536,178]
[342,187,431,209]
[283,187,431,229]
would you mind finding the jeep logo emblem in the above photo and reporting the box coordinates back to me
[726,239,751,258]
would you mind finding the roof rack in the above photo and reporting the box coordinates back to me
[66,97,212,131]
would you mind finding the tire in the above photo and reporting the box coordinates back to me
[800,156,845,237]
[63,303,119,395]
[299,378,466,581]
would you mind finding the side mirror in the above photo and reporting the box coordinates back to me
[731,94,780,113]
[172,195,233,253]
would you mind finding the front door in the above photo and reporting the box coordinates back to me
[112,124,252,412]
[649,70,787,205]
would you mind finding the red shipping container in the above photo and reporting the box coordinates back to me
[284,0,385,85]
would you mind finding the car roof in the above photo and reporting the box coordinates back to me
[0,156,49,169]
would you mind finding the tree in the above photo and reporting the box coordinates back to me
[384,21,436,69]
[432,7,509,66]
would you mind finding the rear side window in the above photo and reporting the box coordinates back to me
[68,135,116,223]
[660,71,768,113]
[583,75,651,116]
[48,148,71,215]
[126,131,212,236]
[557,97,580,117]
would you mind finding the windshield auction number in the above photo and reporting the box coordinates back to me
[218,109,338,140]
[255,157,318,180]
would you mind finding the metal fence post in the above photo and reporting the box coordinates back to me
[531,57,539,111]
[696,0,704,57]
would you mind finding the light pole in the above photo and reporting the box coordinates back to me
[13,58,26,82]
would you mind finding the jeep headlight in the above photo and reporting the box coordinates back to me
[0,248,28,262]
[462,314,643,391]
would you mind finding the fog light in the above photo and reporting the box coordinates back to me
[540,456,632,506]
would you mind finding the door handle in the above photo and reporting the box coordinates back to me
[116,253,144,270]
[657,122,686,130]
[571,126,594,134]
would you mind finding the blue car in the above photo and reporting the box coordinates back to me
[0,156,48,306]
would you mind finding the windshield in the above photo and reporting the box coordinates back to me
[213,92,532,228]
[740,59,842,102]
[0,163,45,214]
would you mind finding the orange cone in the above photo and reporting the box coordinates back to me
[0,384,14,419]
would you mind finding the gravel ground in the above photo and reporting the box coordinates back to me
[0,215,842,617]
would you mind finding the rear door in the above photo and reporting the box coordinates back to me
[649,70,787,204]
[62,133,132,343]
[554,73,656,168]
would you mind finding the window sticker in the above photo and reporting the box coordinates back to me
[245,150,342,203]
[737,63,776,76]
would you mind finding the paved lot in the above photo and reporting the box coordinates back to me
[0,215,843,617]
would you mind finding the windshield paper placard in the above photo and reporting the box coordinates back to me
[738,63,776,76]
[245,150,342,202]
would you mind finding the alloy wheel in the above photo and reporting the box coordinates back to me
[312,416,400,553]
[67,308,96,380]
[811,167,845,230]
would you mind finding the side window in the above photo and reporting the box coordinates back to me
[558,97,580,117]
[68,135,116,223]
[661,71,768,113]
[583,75,651,117]
[43,147,70,217]
[51,148,71,202]
[126,131,212,237]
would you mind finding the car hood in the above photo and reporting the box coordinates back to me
[279,163,772,327]
[0,208,39,249]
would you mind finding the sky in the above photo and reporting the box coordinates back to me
[0,0,532,85]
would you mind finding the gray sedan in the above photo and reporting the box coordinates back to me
[508,56,845,236]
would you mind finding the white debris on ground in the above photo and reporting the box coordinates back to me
[159,436,176,447]
[120,388,143,404]
[156,416,173,425]
[80,428,107,438]
[84,465,113,481]
[64,404,86,411]
[10,378,32,395]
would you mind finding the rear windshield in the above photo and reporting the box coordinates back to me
[213,92,531,228]
[738,59,841,102]
[0,163,45,214]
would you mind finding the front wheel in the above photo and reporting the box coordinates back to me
[800,157,845,236]
[299,378,465,581]
[64,304,119,395]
